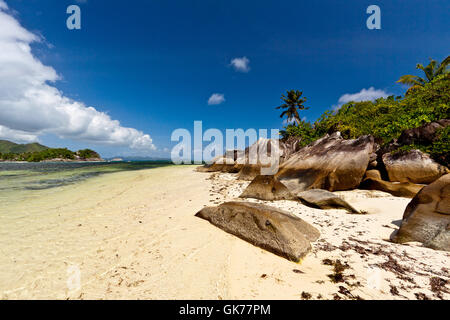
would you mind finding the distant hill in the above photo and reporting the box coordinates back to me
[106,156,171,162]
[0,140,49,154]
[0,140,102,162]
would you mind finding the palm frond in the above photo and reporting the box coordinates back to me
[397,75,426,87]
[425,59,437,80]
[436,55,450,76]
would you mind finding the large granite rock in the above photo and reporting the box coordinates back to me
[197,138,300,178]
[196,150,241,173]
[195,201,320,261]
[240,175,296,201]
[382,150,449,184]
[280,136,302,162]
[381,119,450,167]
[393,174,450,251]
[237,138,286,180]
[197,139,289,178]
[364,169,382,180]
[397,119,450,146]
[297,189,360,214]
[274,133,376,193]
[237,164,265,180]
[359,178,423,198]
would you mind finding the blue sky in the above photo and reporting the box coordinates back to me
[0,0,449,158]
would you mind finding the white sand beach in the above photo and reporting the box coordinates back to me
[0,166,448,300]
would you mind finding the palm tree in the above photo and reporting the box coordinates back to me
[397,56,449,88]
[276,90,309,125]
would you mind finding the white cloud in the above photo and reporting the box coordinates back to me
[208,93,225,105]
[230,57,250,73]
[0,4,156,150]
[334,87,390,110]
[0,125,38,143]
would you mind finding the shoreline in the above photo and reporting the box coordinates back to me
[0,159,172,164]
[0,160,105,164]
[0,166,448,300]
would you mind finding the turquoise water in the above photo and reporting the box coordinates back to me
[0,161,172,209]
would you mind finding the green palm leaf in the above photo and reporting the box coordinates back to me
[397,75,426,87]
[398,56,449,89]
[435,55,450,76]
[276,90,309,126]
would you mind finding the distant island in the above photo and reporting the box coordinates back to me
[0,140,103,162]
[105,156,171,162]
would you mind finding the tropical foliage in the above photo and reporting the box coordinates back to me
[77,149,101,159]
[397,56,449,89]
[0,147,101,162]
[276,90,309,125]
[281,73,450,163]
[0,140,48,154]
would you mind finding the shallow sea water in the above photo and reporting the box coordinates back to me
[0,161,172,212]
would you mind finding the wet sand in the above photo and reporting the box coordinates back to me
[0,166,448,300]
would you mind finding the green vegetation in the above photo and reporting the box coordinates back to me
[0,140,48,154]
[393,126,450,166]
[0,144,101,162]
[280,69,450,164]
[77,149,101,159]
[276,90,309,125]
[397,56,449,90]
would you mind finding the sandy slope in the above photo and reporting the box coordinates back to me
[0,166,448,300]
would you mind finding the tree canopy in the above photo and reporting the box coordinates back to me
[276,90,309,125]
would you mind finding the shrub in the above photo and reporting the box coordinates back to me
[281,75,450,164]
[77,149,100,159]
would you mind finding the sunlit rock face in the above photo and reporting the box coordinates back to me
[239,175,296,201]
[393,174,450,251]
[382,150,449,185]
[195,201,320,262]
[275,133,376,193]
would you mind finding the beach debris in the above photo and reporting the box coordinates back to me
[376,255,414,283]
[195,201,320,262]
[430,277,449,299]
[301,291,312,300]
[414,292,430,300]
[393,174,450,251]
[323,259,351,283]
[315,240,338,252]
[296,189,361,214]
[390,285,400,296]
[337,286,363,300]
[333,293,342,300]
